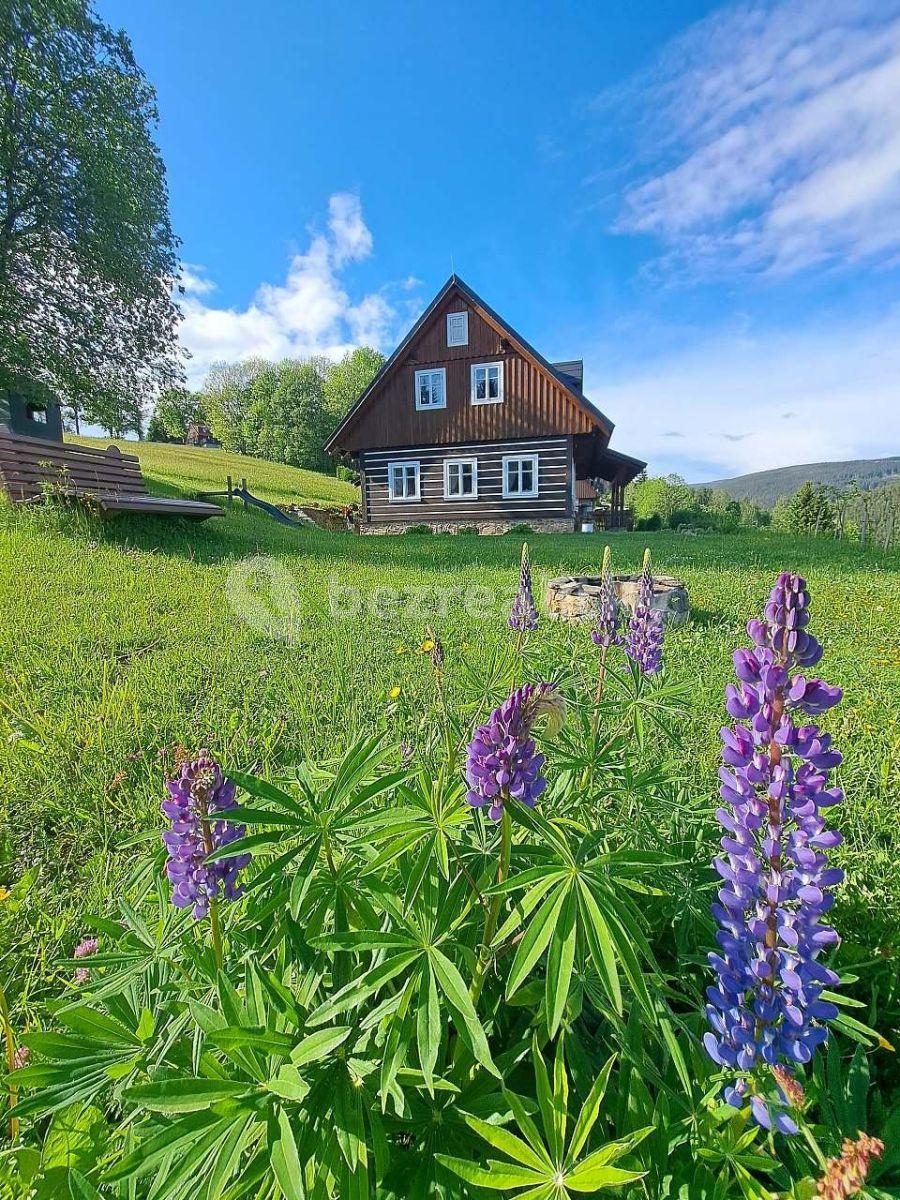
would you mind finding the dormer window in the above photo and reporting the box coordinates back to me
[414,368,446,410]
[446,311,468,347]
[471,362,503,405]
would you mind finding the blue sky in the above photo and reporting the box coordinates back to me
[99,0,900,480]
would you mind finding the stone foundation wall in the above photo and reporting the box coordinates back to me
[360,518,576,536]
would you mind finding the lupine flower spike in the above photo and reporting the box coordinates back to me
[508,542,538,641]
[625,548,664,676]
[591,545,621,651]
[704,573,844,1133]
[162,750,250,921]
[465,683,564,820]
[817,1132,884,1199]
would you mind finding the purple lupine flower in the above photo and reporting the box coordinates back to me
[704,573,844,1134]
[590,545,622,649]
[465,683,564,820]
[625,549,663,676]
[162,750,250,920]
[508,543,538,634]
[13,1046,30,1070]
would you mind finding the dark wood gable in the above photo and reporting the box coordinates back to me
[326,278,612,454]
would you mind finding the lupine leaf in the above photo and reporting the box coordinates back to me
[122,1079,250,1113]
[546,885,577,1037]
[532,1041,562,1161]
[567,1055,616,1164]
[506,884,567,998]
[429,947,499,1077]
[504,1089,548,1159]
[434,1156,546,1189]
[463,1114,551,1173]
[417,962,440,1094]
[105,1112,224,1181]
[566,1162,646,1190]
[290,1025,352,1066]
[309,952,422,1024]
[227,771,302,812]
[270,1106,306,1200]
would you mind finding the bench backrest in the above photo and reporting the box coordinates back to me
[0,431,147,502]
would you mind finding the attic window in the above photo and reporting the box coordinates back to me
[446,312,468,347]
[414,368,446,410]
[471,362,503,404]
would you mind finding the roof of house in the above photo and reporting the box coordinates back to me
[552,360,584,390]
[325,275,615,454]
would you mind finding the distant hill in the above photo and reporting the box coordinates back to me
[699,457,900,507]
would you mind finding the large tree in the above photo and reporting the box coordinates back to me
[146,386,204,442]
[0,0,182,430]
[323,346,384,425]
[248,359,332,471]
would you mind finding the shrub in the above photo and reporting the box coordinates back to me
[636,513,662,531]
[402,523,433,535]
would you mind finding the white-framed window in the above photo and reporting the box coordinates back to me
[388,461,421,502]
[446,311,469,347]
[502,454,539,499]
[443,457,478,499]
[414,368,446,410]
[471,362,503,404]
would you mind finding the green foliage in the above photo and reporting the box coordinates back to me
[0,0,182,429]
[147,388,205,443]
[323,347,385,424]
[0,510,897,1196]
[627,475,769,533]
[246,360,333,472]
[787,481,835,536]
[200,359,265,454]
[200,348,384,470]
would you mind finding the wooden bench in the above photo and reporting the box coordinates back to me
[0,431,222,520]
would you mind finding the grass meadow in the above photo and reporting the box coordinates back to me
[1,448,899,1196]
[65,435,359,508]
[1,466,897,995]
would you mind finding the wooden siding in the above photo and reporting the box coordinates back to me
[338,285,598,452]
[361,437,573,524]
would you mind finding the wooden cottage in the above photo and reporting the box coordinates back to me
[325,275,645,534]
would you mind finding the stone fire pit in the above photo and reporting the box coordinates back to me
[546,573,690,626]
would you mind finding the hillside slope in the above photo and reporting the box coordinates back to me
[66,436,358,507]
[700,456,900,506]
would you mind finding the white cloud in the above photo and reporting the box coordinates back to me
[587,307,900,477]
[326,193,373,266]
[610,0,900,276]
[179,264,216,295]
[179,193,405,387]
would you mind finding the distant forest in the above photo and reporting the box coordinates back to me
[700,457,900,506]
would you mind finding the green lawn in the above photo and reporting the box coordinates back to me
[65,435,359,507]
[0,495,897,1018]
